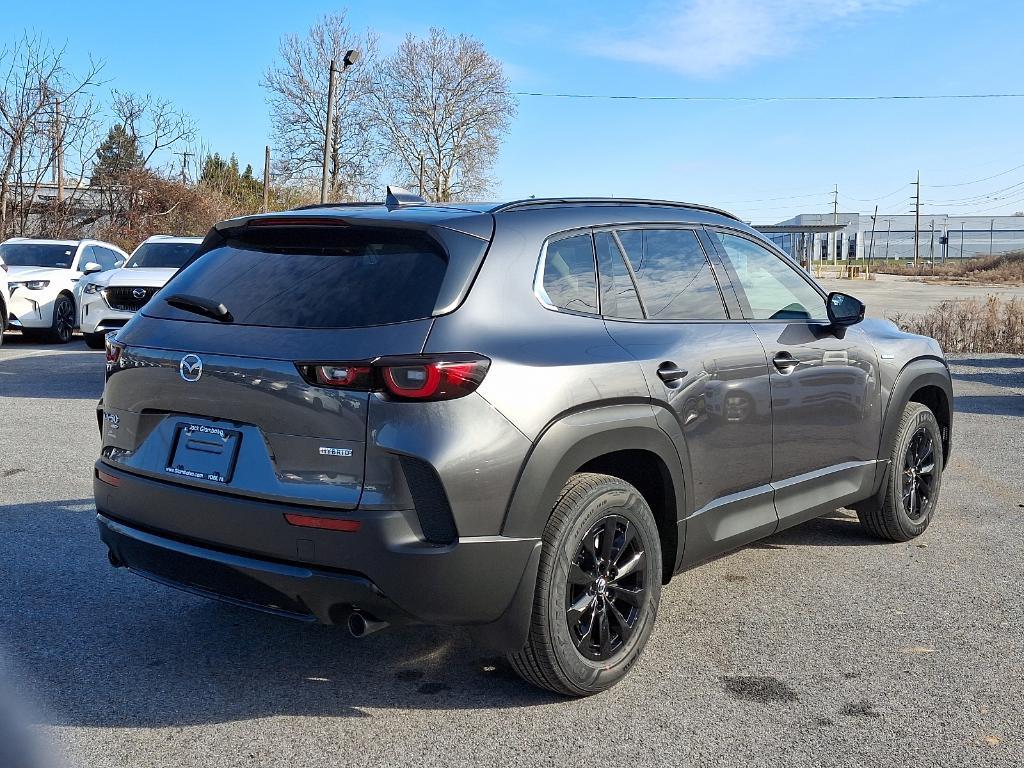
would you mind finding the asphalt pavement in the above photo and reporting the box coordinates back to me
[0,332,1021,768]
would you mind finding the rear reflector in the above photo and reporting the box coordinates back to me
[284,514,361,532]
[96,469,121,487]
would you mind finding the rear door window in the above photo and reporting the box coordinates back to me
[615,228,727,320]
[595,231,643,319]
[145,228,450,329]
[538,233,598,314]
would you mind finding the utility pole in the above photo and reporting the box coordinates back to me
[418,154,425,198]
[262,145,271,213]
[867,204,878,279]
[960,222,965,260]
[913,170,920,267]
[990,218,995,257]
[54,98,64,205]
[929,220,935,268]
[175,151,192,185]
[320,49,361,204]
[832,184,839,266]
[884,218,892,261]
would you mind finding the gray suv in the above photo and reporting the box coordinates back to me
[95,193,952,696]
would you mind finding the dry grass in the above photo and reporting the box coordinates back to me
[891,296,1024,353]
[875,252,1024,284]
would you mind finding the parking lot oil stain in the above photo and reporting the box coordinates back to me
[815,717,835,727]
[840,700,882,718]
[417,682,450,695]
[843,671,860,679]
[2,468,25,477]
[722,676,798,703]
[395,668,424,682]
[723,574,748,583]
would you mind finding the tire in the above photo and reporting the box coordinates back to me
[84,331,107,350]
[46,294,76,344]
[857,402,943,542]
[507,473,663,696]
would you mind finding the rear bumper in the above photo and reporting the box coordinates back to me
[94,463,540,637]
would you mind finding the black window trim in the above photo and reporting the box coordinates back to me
[702,224,831,324]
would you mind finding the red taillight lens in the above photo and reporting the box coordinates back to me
[382,361,486,401]
[315,364,372,388]
[104,335,124,377]
[296,355,489,402]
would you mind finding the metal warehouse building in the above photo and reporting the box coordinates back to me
[757,212,1024,264]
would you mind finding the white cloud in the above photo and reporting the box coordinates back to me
[582,0,917,77]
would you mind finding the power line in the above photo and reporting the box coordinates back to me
[508,90,1024,102]
[924,161,1024,188]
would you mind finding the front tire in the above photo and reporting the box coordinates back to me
[857,402,943,541]
[47,294,76,344]
[507,473,662,696]
[83,331,106,350]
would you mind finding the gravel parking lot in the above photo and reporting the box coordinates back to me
[1,332,1021,768]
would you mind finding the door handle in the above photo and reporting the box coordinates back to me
[772,352,799,373]
[657,363,689,383]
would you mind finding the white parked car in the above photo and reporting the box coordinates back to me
[78,235,202,348]
[0,252,10,347]
[1,238,128,343]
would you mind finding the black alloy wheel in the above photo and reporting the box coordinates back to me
[51,295,76,343]
[901,427,936,522]
[565,515,647,661]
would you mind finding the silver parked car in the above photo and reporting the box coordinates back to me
[95,192,952,696]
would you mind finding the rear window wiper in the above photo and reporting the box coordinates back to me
[163,293,234,323]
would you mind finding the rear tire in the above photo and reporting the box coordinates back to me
[84,331,106,350]
[46,294,76,344]
[507,473,662,696]
[857,402,943,542]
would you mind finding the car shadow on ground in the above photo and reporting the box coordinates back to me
[0,499,559,730]
[953,394,1024,417]
[949,356,1024,370]
[757,510,878,548]
[0,349,104,399]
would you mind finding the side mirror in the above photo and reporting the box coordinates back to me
[82,262,102,274]
[826,291,865,327]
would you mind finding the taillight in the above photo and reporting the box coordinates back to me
[104,335,125,378]
[296,355,490,402]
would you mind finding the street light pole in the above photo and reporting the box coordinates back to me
[320,49,361,204]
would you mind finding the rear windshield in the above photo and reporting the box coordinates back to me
[0,243,75,268]
[128,241,200,269]
[145,228,449,328]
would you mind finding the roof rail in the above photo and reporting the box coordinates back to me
[489,197,740,221]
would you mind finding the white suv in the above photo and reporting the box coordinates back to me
[2,238,128,343]
[78,235,202,348]
[0,252,10,347]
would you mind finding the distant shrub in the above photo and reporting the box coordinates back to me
[876,252,1024,284]
[891,296,1024,353]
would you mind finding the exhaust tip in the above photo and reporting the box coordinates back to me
[347,611,388,638]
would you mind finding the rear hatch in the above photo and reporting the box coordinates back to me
[100,215,490,510]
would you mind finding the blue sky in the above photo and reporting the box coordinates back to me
[7,0,1024,221]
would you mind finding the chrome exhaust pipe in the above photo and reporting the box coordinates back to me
[347,611,389,638]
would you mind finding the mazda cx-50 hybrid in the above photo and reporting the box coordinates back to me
[94,191,952,696]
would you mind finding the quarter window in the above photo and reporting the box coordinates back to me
[539,234,598,314]
[615,228,727,320]
[712,232,826,321]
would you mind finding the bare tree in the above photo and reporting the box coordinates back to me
[0,33,103,237]
[110,90,197,171]
[370,28,516,202]
[261,11,378,200]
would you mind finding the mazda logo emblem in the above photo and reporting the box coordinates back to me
[179,354,203,382]
[131,287,147,300]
